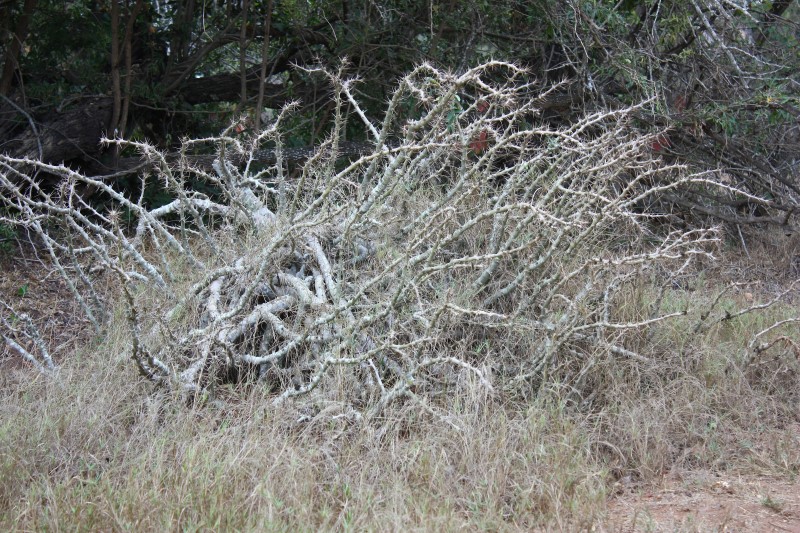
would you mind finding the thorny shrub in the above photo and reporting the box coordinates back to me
[1,62,795,418]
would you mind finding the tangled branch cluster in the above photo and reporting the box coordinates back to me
[1,63,737,414]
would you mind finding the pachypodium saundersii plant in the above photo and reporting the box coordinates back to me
[4,62,766,417]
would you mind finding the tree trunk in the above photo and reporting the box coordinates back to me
[0,0,39,96]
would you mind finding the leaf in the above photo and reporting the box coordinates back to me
[446,109,460,132]
[469,129,489,154]
[651,134,671,152]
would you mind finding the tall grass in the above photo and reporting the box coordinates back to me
[1,275,798,530]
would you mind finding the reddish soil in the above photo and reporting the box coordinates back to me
[605,472,800,532]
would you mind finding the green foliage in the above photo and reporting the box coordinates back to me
[23,0,112,100]
[16,283,29,298]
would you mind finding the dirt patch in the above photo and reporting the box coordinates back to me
[0,256,96,371]
[604,471,800,532]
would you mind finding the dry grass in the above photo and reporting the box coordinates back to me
[0,340,608,530]
[1,262,798,531]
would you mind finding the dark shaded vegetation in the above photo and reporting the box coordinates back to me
[1,0,798,229]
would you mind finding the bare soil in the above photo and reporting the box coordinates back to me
[0,255,94,370]
[605,470,800,532]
